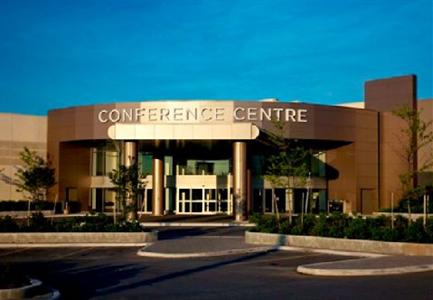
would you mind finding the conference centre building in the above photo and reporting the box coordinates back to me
[0,75,432,220]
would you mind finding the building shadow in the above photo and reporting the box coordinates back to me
[9,260,144,300]
[97,248,278,297]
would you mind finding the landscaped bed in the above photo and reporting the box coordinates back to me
[249,213,433,243]
[0,212,144,232]
[0,213,157,245]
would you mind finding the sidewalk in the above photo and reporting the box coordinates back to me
[137,236,274,258]
[137,230,433,276]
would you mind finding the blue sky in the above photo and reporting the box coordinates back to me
[0,0,432,115]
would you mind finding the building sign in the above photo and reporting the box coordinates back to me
[97,106,308,123]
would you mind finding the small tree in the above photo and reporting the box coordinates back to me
[263,120,310,226]
[392,105,433,221]
[1,147,55,223]
[109,163,145,222]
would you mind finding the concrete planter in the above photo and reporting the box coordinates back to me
[245,231,433,256]
[0,231,157,245]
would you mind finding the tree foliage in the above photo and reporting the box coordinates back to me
[108,162,146,221]
[262,119,310,224]
[13,147,55,202]
[264,119,310,188]
[392,105,433,200]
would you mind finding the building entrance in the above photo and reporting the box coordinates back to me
[176,187,232,214]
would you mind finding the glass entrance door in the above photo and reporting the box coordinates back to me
[176,188,231,214]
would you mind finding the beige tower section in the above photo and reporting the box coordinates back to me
[0,113,47,201]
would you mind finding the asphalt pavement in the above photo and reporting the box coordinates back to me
[1,227,433,299]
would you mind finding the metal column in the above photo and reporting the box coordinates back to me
[233,141,247,221]
[123,141,137,221]
[152,153,164,216]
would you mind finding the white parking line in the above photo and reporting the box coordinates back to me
[51,247,95,260]
[0,248,29,257]
[231,253,323,266]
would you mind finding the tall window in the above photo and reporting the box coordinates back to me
[91,146,119,176]
[138,152,153,176]
[311,151,326,177]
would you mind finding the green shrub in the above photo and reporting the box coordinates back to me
[27,212,52,232]
[0,213,143,232]
[250,212,432,244]
[0,200,81,213]
[290,224,304,235]
[0,200,54,211]
[367,215,388,228]
[381,228,399,242]
[326,213,347,238]
[369,226,384,240]
[344,217,369,239]
[394,215,408,230]
[254,214,279,233]
[425,217,433,242]
[404,219,428,243]
[302,214,317,235]
[309,214,328,236]
[0,216,20,232]
[279,218,294,234]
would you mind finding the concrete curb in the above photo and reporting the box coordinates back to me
[0,279,41,299]
[0,231,157,245]
[245,231,433,256]
[0,278,61,300]
[136,245,276,258]
[0,243,148,248]
[277,246,386,258]
[140,222,255,227]
[297,261,433,276]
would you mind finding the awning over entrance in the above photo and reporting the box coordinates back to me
[107,123,260,140]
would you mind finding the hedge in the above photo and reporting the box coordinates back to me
[0,213,144,232]
[0,200,81,213]
[249,213,433,243]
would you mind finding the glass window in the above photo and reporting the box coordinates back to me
[253,189,263,212]
[192,202,202,212]
[138,152,153,175]
[205,189,216,200]
[179,189,190,200]
[177,159,229,175]
[105,151,118,174]
[192,189,202,200]
[251,155,265,175]
[91,145,119,176]
[311,151,326,177]
[274,188,286,212]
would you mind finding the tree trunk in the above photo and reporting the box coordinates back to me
[27,199,31,226]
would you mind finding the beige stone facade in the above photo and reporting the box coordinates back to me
[0,113,47,200]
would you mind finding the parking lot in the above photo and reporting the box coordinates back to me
[1,228,433,299]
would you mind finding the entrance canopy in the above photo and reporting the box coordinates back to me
[107,123,260,140]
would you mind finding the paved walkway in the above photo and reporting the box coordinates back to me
[138,236,275,258]
[137,228,433,276]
